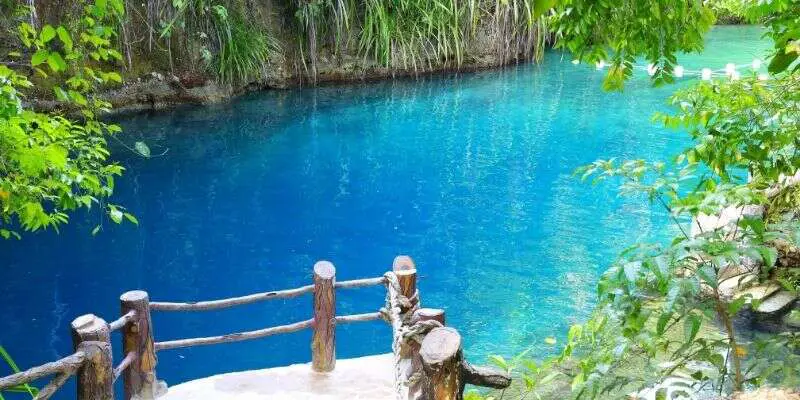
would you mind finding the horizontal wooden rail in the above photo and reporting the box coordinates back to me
[36,371,74,400]
[0,351,85,391]
[113,351,136,383]
[149,285,315,311]
[108,310,136,332]
[335,312,383,324]
[334,277,386,289]
[154,319,314,351]
[0,258,420,400]
[148,276,387,312]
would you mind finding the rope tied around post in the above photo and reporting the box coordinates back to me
[384,270,441,400]
[384,271,408,400]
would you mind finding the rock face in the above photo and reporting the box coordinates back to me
[756,291,797,314]
[691,205,765,239]
[731,388,800,400]
[102,75,234,114]
[690,201,800,327]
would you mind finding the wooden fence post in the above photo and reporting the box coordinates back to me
[420,327,463,400]
[121,290,160,400]
[419,327,512,400]
[408,308,446,399]
[71,315,113,400]
[392,255,419,313]
[312,261,336,372]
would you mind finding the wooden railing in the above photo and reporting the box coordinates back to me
[0,256,510,400]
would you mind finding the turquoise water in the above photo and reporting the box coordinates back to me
[0,26,768,396]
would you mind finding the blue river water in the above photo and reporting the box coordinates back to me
[0,26,768,397]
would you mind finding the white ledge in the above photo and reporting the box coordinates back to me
[160,353,394,400]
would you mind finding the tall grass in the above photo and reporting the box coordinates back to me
[359,0,475,71]
[293,0,549,79]
[21,0,549,85]
[493,0,549,64]
[209,8,280,84]
[295,0,358,80]
[0,346,37,400]
[115,0,280,84]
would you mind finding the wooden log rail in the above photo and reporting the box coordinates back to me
[0,255,510,400]
[0,351,86,400]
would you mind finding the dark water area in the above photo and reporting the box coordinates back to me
[0,26,770,398]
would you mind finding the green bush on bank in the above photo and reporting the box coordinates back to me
[476,0,800,399]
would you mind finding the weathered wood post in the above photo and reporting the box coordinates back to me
[419,327,512,400]
[393,255,419,313]
[121,290,159,400]
[312,261,336,372]
[420,327,463,400]
[71,315,113,400]
[411,308,445,326]
[408,308,446,399]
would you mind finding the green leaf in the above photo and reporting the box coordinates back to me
[655,387,667,400]
[759,247,778,270]
[40,25,56,43]
[56,26,73,50]
[728,296,747,315]
[488,355,509,371]
[683,313,701,342]
[539,371,560,385]
[768,50,798,74]
[0,346,38,396]
[31,49,49,66]
[656,312,672,335]
[94,0,108,17]
[109,0,125,15]
[91,226,101,236]
[53,86,69,101]
[696,265,717,289]
[123,213,139,225]
[109,208,123,224]
[68,90,87,106]
[47,52,67,72]
[533,0,556,17]
[134,141,151,158]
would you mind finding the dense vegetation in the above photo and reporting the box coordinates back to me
[477,1,800,399]
[0,0,140,239]
[1,0,553,88]
[3,0,800,399]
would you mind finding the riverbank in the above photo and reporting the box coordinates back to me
[86,50,514,116]
[13,0,547,116]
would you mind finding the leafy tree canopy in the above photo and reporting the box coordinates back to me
[0,0,137,239]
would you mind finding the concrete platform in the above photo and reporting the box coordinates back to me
[160,354,395,400]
